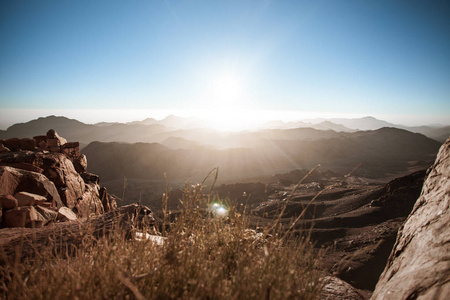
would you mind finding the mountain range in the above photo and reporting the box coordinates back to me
[1,115,449,149]
[0,114,445,213]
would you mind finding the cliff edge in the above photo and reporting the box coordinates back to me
[371,138,450,299]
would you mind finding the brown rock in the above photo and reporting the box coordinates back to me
[35,205,58,225]
[81,172,99,184]
[14,191,47,206]
[38,140,48,150]
[0,194,18,209]
[321,276,366,300]
[3,162,44,173]
[3,206,46,228]
[4,138,20,151]
[63,141,80,148]
[19,138,36,150]
[46,129,67,146]
[44,167,65,187]
[0,166,64,208]
[0,144,10,154]
[57,207,77,221]
[33,135,47,145]
[100,186,117,212]
[371,138,450,300]
[72,154,87,173]
[47,138,60,148]
[38,153,85,209]
[75,183,104,218]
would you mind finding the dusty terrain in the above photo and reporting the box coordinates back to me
[218,169,426,296]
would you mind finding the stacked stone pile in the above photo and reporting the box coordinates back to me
[0,130,117,228]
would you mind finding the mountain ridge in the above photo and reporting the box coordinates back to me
[1,115,448,148]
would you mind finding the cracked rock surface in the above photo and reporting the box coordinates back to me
[371,138,450,300]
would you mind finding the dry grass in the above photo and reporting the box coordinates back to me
[0,174,325,299]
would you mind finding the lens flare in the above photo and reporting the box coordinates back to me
[211,203,228,216]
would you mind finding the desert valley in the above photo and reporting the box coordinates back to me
[0,115,449,299]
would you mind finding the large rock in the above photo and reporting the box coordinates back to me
[0,166,63,208]
[35,205,58,225]
[14,191,47,206]
[19,138,36,150]
[0,151,85,209]
[75,183,104,218]
[0,144,10,154]
[46,129,67,146]
[0,131,110,222]
[371,138,450,299]
[71,154,87,174]
[57,207,77,221]
[3,206,46,228]
[0,194,18,209]
[42,153,85,209]
[321,276,367,300]
[3,138,20,151]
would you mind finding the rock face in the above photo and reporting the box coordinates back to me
[371,138,450,300]
[0,130,117,228]
[321,276,367,300]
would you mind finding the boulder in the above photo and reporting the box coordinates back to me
[38,153,85,209]
[99,186,117,212]
[62,142,81,158]
[47,139,60,148]
[4,138,20,151]
[0,194,18,209]
[1,162,44,173]
[46,129,67,146]
[35,205,58,225]
[57,207,77,221]
[0,166,63,208]
[37,140,48,150]
[75,183,104,218]
[14,191,47,206]
[81,172,99,184]
[0,132,108,220]
[33,135,47,145]
[321,276,366,300]
[19,138,36,150]
[371,138,450,300]
[71,154,87,174]
[3,206,46,228]
[0,144,10,154]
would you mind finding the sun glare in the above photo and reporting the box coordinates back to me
[211,72,242,103]
[200,69,258,131]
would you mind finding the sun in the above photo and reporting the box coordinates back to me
[210,72,242,104]
[199,70,256,131]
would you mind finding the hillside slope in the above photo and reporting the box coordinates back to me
[83,127,440,185]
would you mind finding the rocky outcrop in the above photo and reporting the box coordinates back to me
[371,138,450,299]
[0,130,117,228]
[321,276,367,300]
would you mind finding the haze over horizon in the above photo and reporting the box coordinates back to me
[1,1,449,130]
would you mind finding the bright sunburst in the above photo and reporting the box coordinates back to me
[200,69,257,131]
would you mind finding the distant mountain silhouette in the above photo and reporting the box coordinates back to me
[82,127,441,185]
[328,116,394,130]
[264,116,450,142]
[1,115,448,150]
[261,120,354,132]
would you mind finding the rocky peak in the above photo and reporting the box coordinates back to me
[0,130,117,228]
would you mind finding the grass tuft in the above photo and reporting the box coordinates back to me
[0,173,325,299]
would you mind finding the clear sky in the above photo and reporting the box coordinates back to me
[1,0,449,129]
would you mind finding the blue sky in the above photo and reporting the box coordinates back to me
[1,0,449,128]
